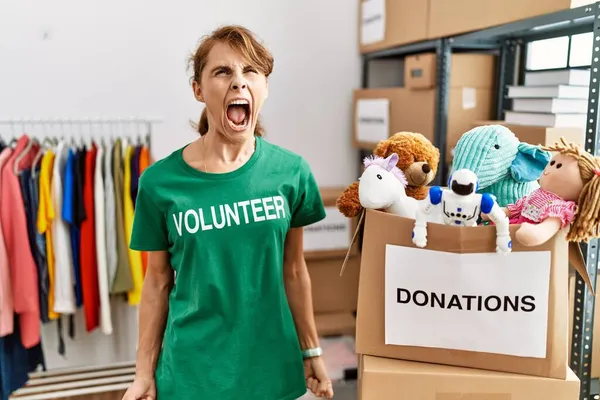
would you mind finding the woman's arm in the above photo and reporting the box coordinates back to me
[135,250,174,380]
[283,227,319,350]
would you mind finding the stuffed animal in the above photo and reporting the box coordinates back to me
[413,169,511,254]
[452,125,551,207]
[497,138,600,247]
[358,153,417,219]
[336,132,440,218]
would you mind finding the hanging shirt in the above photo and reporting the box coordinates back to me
[0,136,41,348]
[37,150,59,321]
[0,148,13,337]
[111,139,133,294]
[80,145,99,332]
[138,145,150,277]
[62,148,83,307]
[103,141,118,292]
[0,315,45,400]
[130,145,141,207]
[20,166,49,324]
[94,145,112,334]
[52,141,76,315]
[123,145,143,306]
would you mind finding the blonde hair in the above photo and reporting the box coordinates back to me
[542,137,600,242]
[188,25,274,136]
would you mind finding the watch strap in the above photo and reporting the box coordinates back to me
[301,347,323,359]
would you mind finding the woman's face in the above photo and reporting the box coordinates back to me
[194,42,268,139]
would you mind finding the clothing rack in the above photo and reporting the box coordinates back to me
[0,120,158,400]
[0,117,161,149]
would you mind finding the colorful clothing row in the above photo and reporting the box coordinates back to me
[0,134,151,400]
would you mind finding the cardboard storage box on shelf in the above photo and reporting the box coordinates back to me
[316,312,356,337]
[355,209,591,379]
[304,188,358,260]
[472,120,585,149]
[358,355,580,400]
[309,255,360,314]
[358,0,429,54]
[354,54,495,159]
[428,0,595,39]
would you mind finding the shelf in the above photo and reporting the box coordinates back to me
[361,4,597,62]
[358,5,600,399]
[452,4,596,44]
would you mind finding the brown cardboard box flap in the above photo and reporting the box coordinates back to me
[356,209,570,379]
[359,355,580,400]
[569,241,594,295]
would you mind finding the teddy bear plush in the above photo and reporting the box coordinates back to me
[336,132,440,218]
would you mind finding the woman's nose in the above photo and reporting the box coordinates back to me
[232,82,247,90]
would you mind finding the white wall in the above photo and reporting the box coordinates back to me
[0,0,360,369]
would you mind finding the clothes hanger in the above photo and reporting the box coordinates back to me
[13,137,38,175]
[31,137,54,176]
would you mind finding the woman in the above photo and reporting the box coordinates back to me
[122,25,334,400]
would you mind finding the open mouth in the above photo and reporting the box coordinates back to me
[226,99,251,132]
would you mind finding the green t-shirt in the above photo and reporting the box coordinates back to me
[129,136,326,400]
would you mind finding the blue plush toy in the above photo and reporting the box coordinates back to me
[451,125,552,207]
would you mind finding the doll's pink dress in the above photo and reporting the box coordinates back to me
[506,188,576,228]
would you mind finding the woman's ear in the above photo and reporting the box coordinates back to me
[192,80,204,102]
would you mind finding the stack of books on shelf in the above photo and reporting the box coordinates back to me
[504,68,590,129]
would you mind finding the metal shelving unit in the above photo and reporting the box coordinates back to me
[359,3,600,399]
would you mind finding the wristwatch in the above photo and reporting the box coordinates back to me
[301,347,323,359]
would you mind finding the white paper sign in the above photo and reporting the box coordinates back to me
[304,207,351,252]
[384,245,551,358]
[462,87,477,109]
[361,0,386,45]
[356,98,389,143]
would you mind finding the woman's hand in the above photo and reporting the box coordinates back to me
[304,356,334,399]
[122,377,156,400]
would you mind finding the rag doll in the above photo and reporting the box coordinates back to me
[500,137,600,247]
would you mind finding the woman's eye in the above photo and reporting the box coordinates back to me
[376,174,382,180]
[556,163,562,169]
[550,160,555,166]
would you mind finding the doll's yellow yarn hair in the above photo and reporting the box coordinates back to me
[542,137,600,242]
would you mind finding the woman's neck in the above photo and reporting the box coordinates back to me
[203,129,255,164]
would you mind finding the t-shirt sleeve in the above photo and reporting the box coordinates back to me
[290,157,326,228]
[129,175,170,251]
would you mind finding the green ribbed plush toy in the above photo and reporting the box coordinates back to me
[452,125,551,207]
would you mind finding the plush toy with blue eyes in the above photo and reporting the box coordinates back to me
[451,125,552,208]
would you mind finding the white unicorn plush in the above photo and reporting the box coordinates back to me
[359,153,420,219]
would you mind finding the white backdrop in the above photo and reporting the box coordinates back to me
[0,0,360,369]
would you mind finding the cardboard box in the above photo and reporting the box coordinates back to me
[309,255,360,313]
[354,87,494,160]
[359,0,429,54]
[472,121,585,149]
[316,312,356,337]
[355,209,590,379]
[428,0,595,39]
[304,188,358,260]
[359,355,580,400]
[405,53,496,90]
